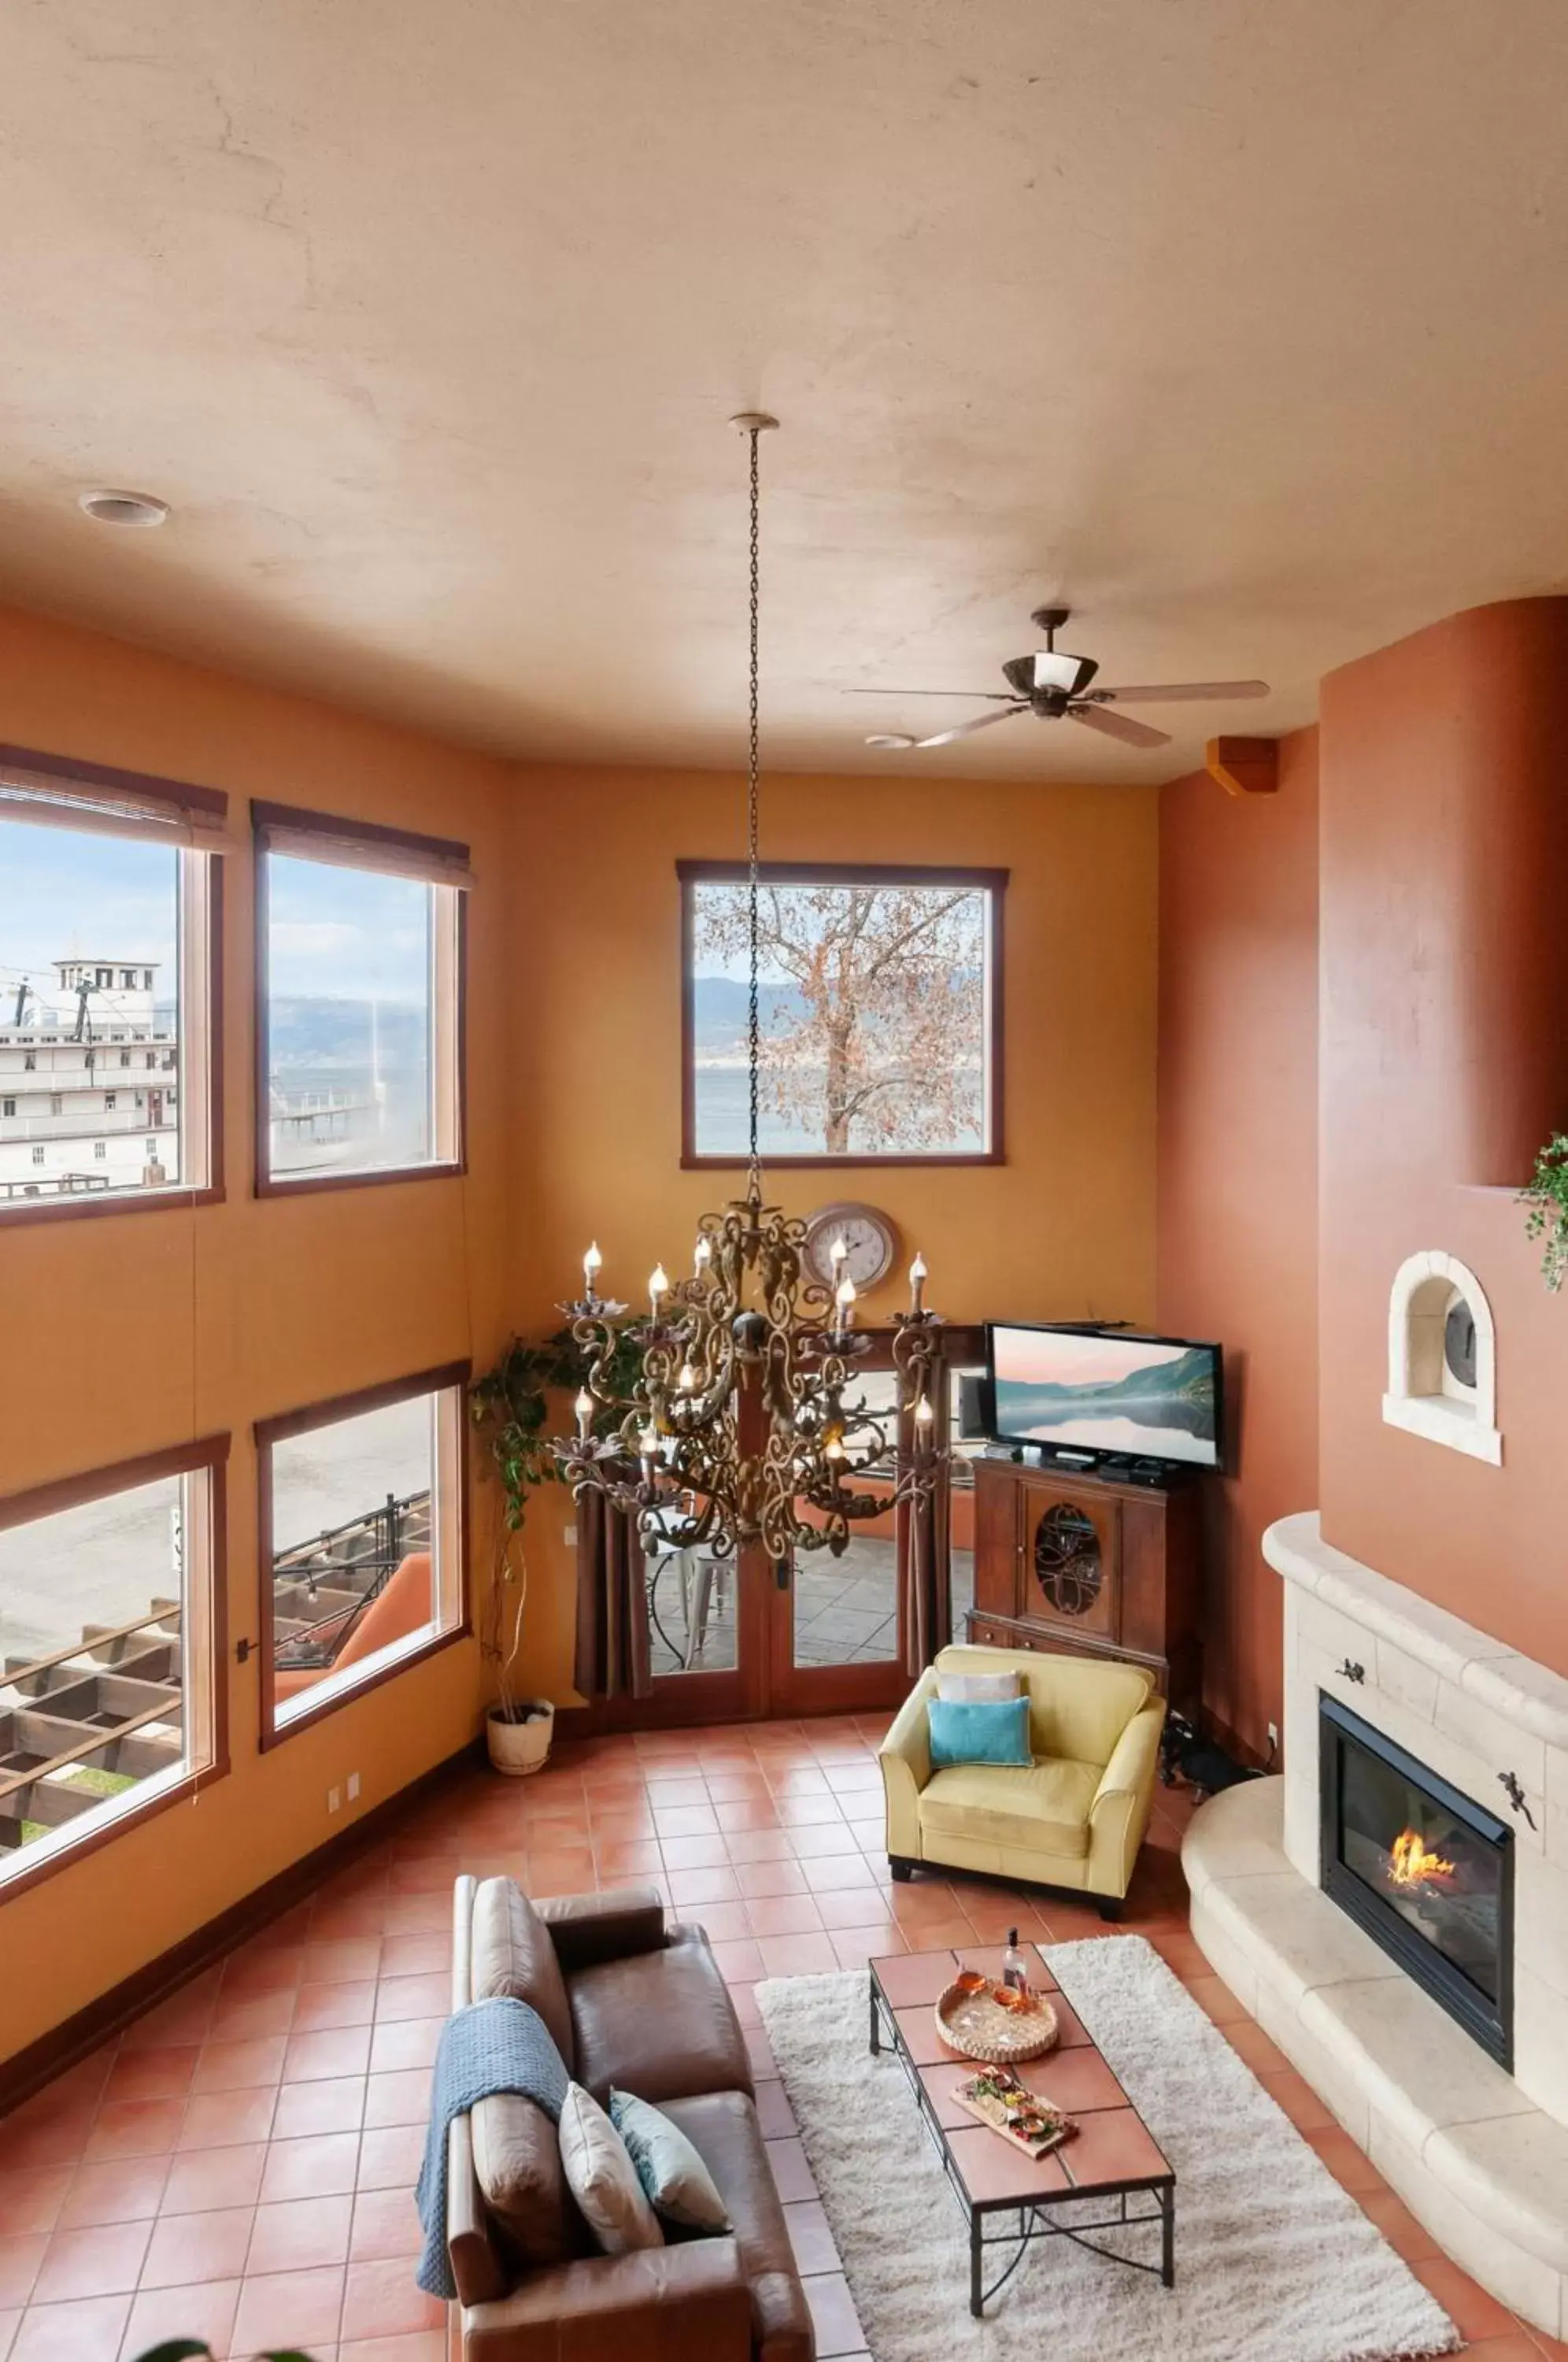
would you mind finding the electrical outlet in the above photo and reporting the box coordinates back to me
[563,1522,576,1546]
[346,1771,361,1802]
[327,1785,342,1814]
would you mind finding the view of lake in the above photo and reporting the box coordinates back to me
[692,1061,984,1157]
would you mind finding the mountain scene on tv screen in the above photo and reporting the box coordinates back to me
[1000,1346,1217,1450]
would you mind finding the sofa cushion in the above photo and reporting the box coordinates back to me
[569,1924,753,2107]
[937,1665,1022,1704]
[559,2081,665,2256]
[471,1876,575,2070]
[660,2090,814,2362]
[927,1695,1032,1769]
[610,2087,731,2232]
[471,2087,575,2268]
[919,1757,1102,1857]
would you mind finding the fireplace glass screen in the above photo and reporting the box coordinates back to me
[1320,1693,1512,2066]
[1339,1734,1502,2001]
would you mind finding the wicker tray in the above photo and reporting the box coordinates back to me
[935,1971,1060,2064]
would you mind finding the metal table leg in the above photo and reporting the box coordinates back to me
[1161,2185,1175,2287]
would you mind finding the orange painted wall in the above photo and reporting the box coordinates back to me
[1318,598,1568,1672]
[0,602,512,2065]
[505,763,1161,1705]
[1156,731,1321,1756]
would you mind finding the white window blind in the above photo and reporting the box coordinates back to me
[0,746,230,849]
[252,802,473,889]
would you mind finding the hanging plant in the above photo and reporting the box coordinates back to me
[1519,1132,1568,1292]
[468,1325,639,1767]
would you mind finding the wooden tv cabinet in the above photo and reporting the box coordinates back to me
[965,1456,1201,1711]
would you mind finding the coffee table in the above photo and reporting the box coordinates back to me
[869,1944,1175,2317]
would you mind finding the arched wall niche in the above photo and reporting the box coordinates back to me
[1382,1249,1501,1464]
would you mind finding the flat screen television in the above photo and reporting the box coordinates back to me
[986,1323,1223,1471]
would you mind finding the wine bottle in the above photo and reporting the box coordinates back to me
[1002,1927,1029,1995]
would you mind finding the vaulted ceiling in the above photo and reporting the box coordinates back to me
[2,2,1567,779]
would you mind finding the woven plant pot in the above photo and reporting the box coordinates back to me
[486,1700,554,1777]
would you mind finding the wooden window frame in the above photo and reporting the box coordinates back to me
[0,743,227,1228]
[254,1362,472,1750]
[252,801,469,1200]
[678,860,1008,1170]
[0,1435,231,1904]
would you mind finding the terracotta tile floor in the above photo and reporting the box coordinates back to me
[1,1717,1561,2362]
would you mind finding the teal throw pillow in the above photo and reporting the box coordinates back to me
[608,2087,732,2233]
[927,1694,1032,1771]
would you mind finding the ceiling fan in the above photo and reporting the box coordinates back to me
[851,607,1269,752]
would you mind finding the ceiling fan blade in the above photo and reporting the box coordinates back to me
[1067,703,1172,750]
[912,705,1030,749]
[867,703,1029,751]
[842,688,1017,700]
[1094,679,1270,705]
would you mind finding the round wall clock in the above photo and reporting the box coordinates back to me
[802,1201,899,1290]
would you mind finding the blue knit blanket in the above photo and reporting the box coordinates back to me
[416,1995,571,2300]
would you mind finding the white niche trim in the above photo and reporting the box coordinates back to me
[1382,1249,1501,1464]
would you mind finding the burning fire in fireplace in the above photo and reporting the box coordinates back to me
[1387,1827,1456,1890]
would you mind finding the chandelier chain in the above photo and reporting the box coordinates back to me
[746,423,762,1201]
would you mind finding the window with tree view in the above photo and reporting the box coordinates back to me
[682,864,1004,1161]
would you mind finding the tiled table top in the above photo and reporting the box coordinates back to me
[871,1946,1171,2209]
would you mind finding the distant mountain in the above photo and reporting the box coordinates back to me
[690,976,809,1053]
[268,997,427,1069]
[1008,1346,1215,1412]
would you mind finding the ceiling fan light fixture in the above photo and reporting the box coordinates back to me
[1032,648,1097,696]
[864,732,918,750]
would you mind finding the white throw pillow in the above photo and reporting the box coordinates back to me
[558,2081,664,2255]
[937,1667,1023,1704]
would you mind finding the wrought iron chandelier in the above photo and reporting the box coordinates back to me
[553,414,945,1566]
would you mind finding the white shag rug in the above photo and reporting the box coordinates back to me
[757,1936,1460,2362]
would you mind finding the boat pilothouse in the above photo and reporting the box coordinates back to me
[0,955,179,1199]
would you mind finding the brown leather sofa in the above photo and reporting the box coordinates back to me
[442,1872,814,2361]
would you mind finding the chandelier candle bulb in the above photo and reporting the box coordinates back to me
[694,1236,712,1275]
[834,1274,856,1335]
[909,1253,928,1316]
[830,1235,849,1275]
[649,1264,670,1319]
[583,1242,603,1298]
[575,1388,594,1442]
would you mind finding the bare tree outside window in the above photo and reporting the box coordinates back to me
[684,866,1003,1160]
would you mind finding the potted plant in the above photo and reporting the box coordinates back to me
[469,1325,638,1775]
[1520,1132,1568,1291]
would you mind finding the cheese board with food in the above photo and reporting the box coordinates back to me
[952,2064,1076,2160]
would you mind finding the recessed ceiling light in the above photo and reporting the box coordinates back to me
[77,489,169,528]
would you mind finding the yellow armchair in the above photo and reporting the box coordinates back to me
[878,1644,1166,1916]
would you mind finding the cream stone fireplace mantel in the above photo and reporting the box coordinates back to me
[1184,1512,1568,2338]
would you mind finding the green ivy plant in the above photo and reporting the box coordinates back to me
[1520,1132,1568,1292]
[468,1325,640,1721]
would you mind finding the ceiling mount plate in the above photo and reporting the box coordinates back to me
[730,412,780,433]
[1030,605,1071,635]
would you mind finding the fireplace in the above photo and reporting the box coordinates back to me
[1318,1694,1514,2068]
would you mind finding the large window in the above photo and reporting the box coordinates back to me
[0,745,225,1218]
[257,1367,468,1743]
[680,862,1005,1164]
[0,1439,227,1894]
[254,802,469,1192]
